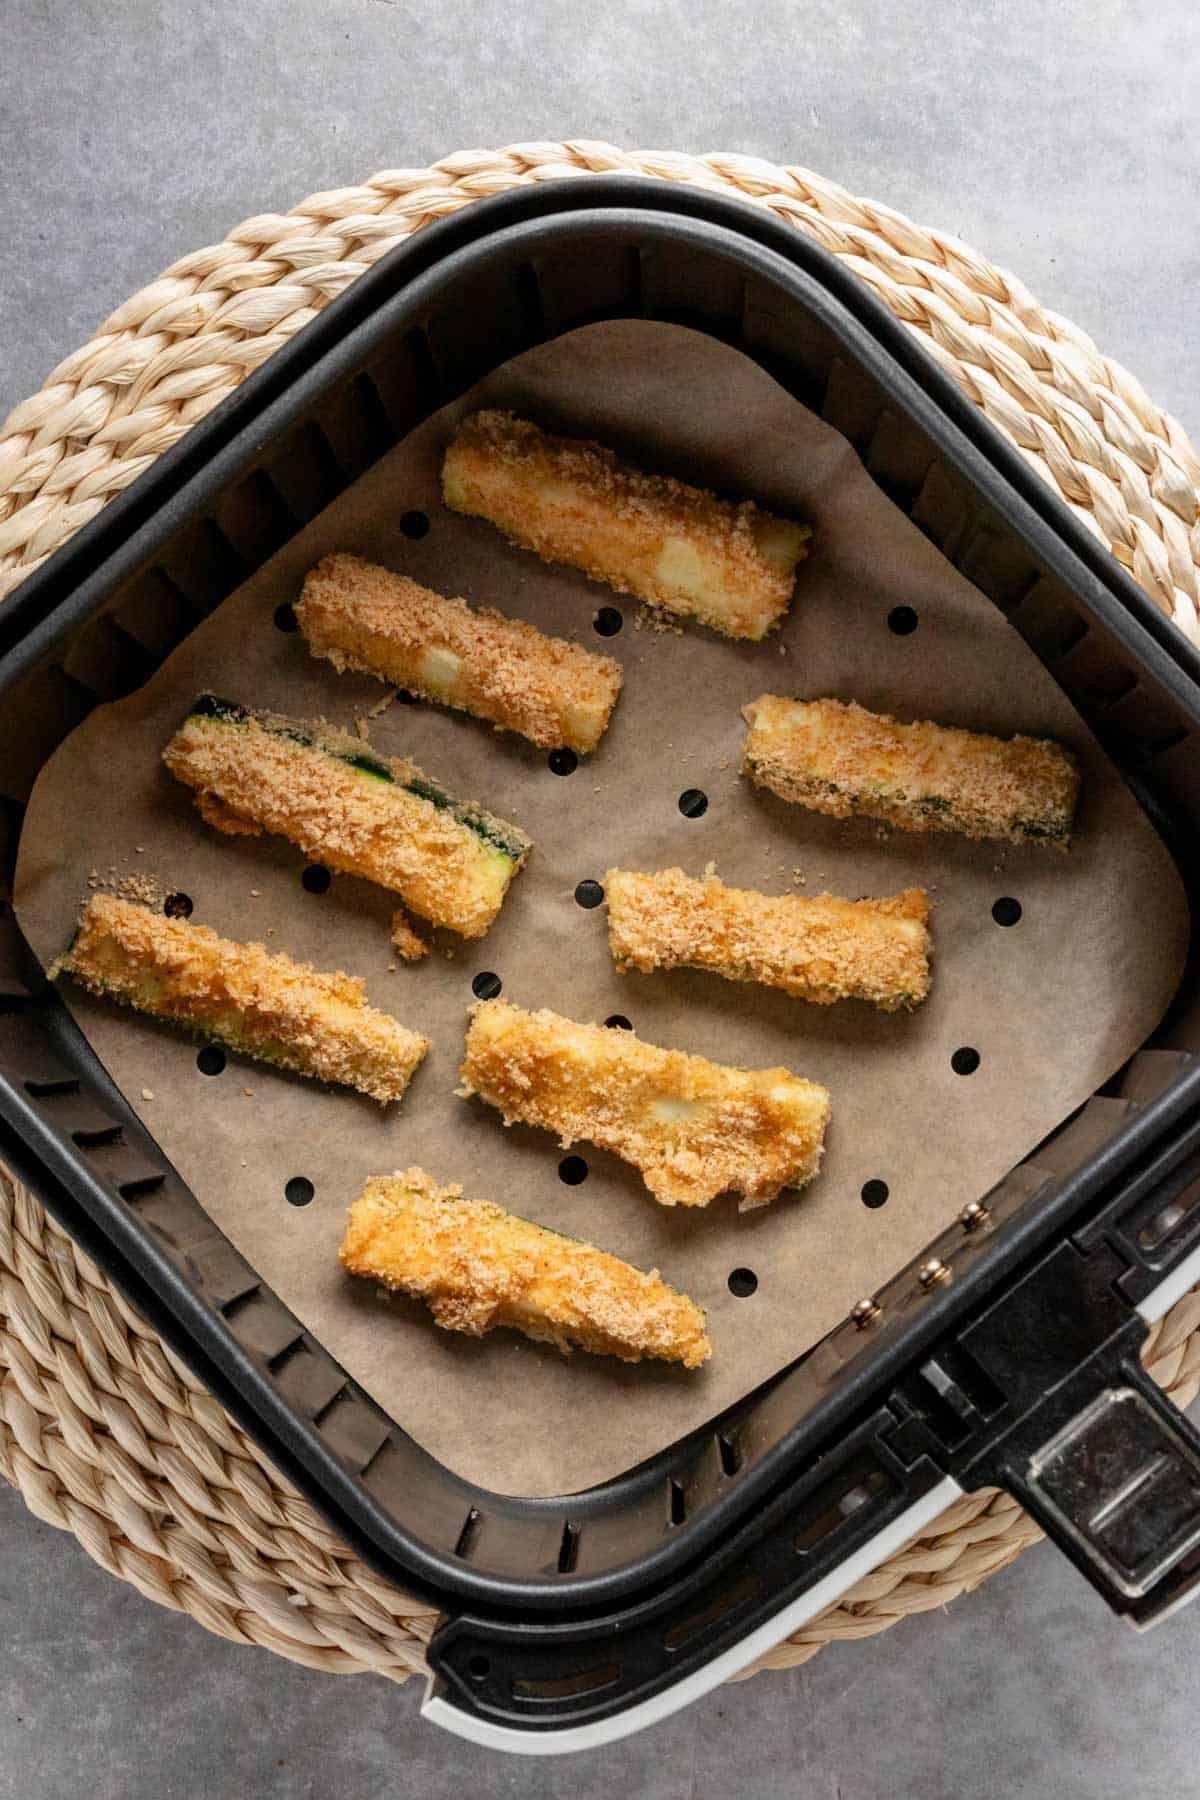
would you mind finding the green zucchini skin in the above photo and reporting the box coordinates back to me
[186,695,530,865]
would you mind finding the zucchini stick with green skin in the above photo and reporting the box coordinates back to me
[296,553,623,754]
[460,999,830,1210]
[163,696,531,938]
[340,1168,711,1368]
[742,696,1080,847]
[58,895,428,1103]
[606,866,931,1010]
[442,411,810,641]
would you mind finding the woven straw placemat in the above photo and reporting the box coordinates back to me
[3,142,1200,1685]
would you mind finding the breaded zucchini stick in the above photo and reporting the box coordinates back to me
[296,553,622,754]
[606,867,931,1011]
[460,1000,829,1210]
[742,696,1081,846]
[340,1167,711,1368]
[58,895,428,1103]
[163,696,531,938]
[442,411,810,641]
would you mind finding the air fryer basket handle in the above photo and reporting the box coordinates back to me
[1000,1351,1200,1627]
[421,1165,1200,1751]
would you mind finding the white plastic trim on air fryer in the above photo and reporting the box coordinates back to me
[422,1239,1200,1755]
[421,1474,964,1756]
[1136,1240,1200,1325]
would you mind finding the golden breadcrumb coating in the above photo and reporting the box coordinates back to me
[606,867,931,1011]
[296,553,623,754]
[442,410,810,641]
[459,999,829,1210]
[59,894,428,1103]
[389,909,429,962]
[340,1167,711,1368]
[163,697,531,938]
[742,695,1080,846]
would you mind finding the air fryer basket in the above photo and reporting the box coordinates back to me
[6,181,1200,1751]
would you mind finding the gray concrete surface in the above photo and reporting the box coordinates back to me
[2,1,1200,1795]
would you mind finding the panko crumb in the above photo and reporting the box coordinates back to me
[141,1087,154,1101]
[390,909,429,962]
[117,871,164,909]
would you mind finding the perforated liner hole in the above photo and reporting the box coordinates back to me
[548,748,578,776]
[164,892,193,919]
[467,1654,491,1681]
[301,863,332,895]
[678,788,708,818]
[728,1267,758,1298]
[285,1177,315,1208]
[605,1013,633,1031]
[396,689,418,705]
[472,971,502,1000]
[196,1045,226,1077]
[888,605,919,635]
[593,606,623,637]
[558,1155,588,1186]
[574,879,604,909]
[399,509,430,540]
[951,1046,981,1076]
[861,1179,889,1209]
[272,602,299,633]
[992,896,1022,927]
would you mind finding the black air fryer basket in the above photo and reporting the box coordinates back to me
[6,181,1200,1755]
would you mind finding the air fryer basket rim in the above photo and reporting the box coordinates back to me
[4,180,1200,1634]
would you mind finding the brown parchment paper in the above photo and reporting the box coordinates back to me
[14,322,1189,1496]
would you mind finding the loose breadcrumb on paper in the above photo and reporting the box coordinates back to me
[390,909,429,963]
[141,1087,154,1101]
[355,718,370,741]
[117,871,164,909]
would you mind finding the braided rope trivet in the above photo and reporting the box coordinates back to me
[2,143,1200,1685]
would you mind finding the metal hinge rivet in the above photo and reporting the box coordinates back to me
[918,1258,952,1289]
[959,1200,990,1231]
[851,1297,882,1328]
